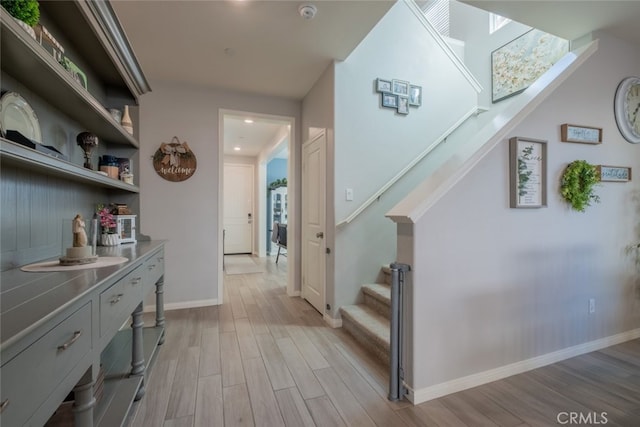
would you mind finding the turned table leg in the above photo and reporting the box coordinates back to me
[131,302,145,400]
[155,275,166,345]
[72,369,96,427]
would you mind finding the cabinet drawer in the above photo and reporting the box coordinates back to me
[0,303,91,427]
[144,248,165,288]
[99,266,143,337]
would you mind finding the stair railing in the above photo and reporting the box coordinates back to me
[389,262,411,401]
[336,106,486,228]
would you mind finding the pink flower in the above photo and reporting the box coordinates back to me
[97,207,116,233]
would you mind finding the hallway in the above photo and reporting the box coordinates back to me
[127,258,640,426]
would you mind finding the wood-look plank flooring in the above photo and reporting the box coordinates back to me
[127,257,640,426]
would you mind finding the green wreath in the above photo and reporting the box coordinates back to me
[560,160,600,212]
[1,0,40,26]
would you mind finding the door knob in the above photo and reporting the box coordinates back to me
[316,232,324,238]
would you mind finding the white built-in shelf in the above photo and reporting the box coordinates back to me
[0,139,139,193]
[0,11,138,148]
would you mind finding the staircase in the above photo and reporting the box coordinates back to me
[339,266,392,367]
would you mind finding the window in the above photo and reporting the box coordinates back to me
[422,0,450,37]
[490,13,511,33]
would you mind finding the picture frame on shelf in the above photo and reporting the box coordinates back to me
[492,29,569,103]
[397,96,409,115]
[381,93,398,108]
[561,124,602,144]
[509,137,548,208]
[409,85,422,106]
[392,79,409,96]
[376,78,392,93]
[597,165,631,182]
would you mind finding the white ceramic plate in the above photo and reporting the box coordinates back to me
[0,92,42,143]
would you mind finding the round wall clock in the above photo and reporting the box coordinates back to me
[614,76,640,144]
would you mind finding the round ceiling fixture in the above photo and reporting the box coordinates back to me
[298,4,317,20]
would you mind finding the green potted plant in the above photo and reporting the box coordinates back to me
[560,160,600,212]
[1,0,40,38]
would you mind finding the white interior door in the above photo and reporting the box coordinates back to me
[224,163,254,254]
[301,132,326,313]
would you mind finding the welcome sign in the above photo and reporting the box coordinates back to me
[153,136,197,182]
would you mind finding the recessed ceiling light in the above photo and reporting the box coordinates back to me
[244,119,254,124]
[234,146,241,151]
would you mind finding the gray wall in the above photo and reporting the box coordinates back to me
[409,32,640,393]
[330,0,479,316]
[137,81,301,308]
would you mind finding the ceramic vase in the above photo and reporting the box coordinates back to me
[101,233,120,246]
[121,105,134,135]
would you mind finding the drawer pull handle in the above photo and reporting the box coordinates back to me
[157,257,164,261]
[58,330,82,351]
[110,293,124,304]
[148,264,156,270]
[131,277,142,285]
[0,398,9,413]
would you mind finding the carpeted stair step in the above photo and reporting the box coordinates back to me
[339,304,390,367]
[361,283,391,318]
[381,265,392,286]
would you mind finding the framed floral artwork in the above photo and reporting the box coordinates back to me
[492,29,569,103]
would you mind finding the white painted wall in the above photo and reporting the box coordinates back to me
[329,0,479,316]
[408,32,640,399]
[138,81,300,308]
[301,63,335,307]
[450,0,531,108]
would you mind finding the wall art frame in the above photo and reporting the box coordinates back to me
[509,137,548,208]
[381,92,398,108]
[376,78,392,93]
[392,79,409,96]
[409,85,422,106]
[597,165,631,182]
[561,124,602,144]
[492,29,569,103]
[397,96,409,115]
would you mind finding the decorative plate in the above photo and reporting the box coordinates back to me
[0,92,42,143]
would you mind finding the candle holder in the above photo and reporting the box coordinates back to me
[76,131,99,169]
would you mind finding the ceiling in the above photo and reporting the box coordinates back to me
[223,113,290,158]
[112,0,639,158]
[112,0,394,100]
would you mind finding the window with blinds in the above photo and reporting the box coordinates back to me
[422,0,450,37]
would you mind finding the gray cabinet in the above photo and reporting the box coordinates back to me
[1,302,91,427]
[0,241,166,427]
[0,1,159,426]
[0,0,150,271]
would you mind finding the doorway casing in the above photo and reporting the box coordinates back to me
[218,109,298,303]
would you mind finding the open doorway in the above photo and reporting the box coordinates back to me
[219,110,294,302]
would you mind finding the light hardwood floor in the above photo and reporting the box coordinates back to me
[127,257,640,426]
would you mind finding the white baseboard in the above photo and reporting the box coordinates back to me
[408,327,640,404]
[324,313,342,328]
[144,298,219,313]
[287,290,301,297]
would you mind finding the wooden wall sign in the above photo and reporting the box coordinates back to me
[153,136,197,182]
[597,165,631,182]
[561,124,602,144]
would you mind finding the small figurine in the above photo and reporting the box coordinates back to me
[73,214,88,247]
[60,213,97,265]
